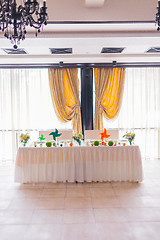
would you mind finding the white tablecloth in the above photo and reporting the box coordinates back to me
[15,145,143,183]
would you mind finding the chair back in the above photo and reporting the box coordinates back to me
[84,129,119,140]
[39,129,73,141]
[107,129,119,139]
[84,130,101,140]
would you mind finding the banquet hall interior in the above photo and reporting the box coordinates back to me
[1,0,160,239]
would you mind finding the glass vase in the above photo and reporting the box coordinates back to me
[129,141,132,145]
[23,143,26,147]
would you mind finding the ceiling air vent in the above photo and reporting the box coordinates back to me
[3,48,27,54]
[146,47,160,53]
[101,47,125,54]
[50,48,72,54]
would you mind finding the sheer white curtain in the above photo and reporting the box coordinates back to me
[0,69,72,163]
[103,68,160,159]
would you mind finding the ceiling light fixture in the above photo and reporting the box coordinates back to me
[0,0,48,49]
[156,0,160,31]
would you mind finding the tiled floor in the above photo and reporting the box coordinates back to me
[0,159,160,239]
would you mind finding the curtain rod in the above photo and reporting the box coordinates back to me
[47,20,154,24]
[0,62,160,69]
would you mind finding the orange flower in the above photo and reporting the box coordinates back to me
[70,142,73,147]
[22,137,25,140]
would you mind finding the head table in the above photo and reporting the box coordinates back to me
[15,145,143,183]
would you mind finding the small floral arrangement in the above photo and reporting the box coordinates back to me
[20,133,30,144]
[72,133,83,144]
[123,132,135,145]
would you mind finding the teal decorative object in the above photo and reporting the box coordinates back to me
[49,129,62,141]
[39,134,45,142]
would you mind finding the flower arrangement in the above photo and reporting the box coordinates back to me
[20,133,30,146]
[123,132,135,145]
[72,133,83,145]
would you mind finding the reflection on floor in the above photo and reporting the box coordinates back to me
[0,159,160,240]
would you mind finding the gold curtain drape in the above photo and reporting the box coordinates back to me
[48,68,82,133]
[94,68,125,130]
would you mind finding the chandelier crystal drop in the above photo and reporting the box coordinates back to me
[0,0,48,49]
[156,0,160,31]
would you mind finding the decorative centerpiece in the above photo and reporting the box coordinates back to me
[123,132,135,145]
[49,129,62,141]
[72,133,83,145]
[108,141,114,146]
[100,128,110,141]
[39,134,45,147]
[94,140,99,146]
[20,133,30,147]
[46,142,52,147]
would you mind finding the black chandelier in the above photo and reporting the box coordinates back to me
[156,0,160,31]
[0,0,48,49]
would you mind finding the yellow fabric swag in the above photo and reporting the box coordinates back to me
[48,68,82,134]
[94,68,125,130]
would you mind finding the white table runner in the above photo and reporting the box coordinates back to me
[15,145,143,183]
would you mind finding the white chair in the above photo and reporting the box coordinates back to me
[84,129,119,140]
[39,129,73,141]
[84,130,101,140]
[107,129,119,139]
[57,129,73,141]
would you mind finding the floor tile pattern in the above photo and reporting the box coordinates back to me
[0,159,160,239]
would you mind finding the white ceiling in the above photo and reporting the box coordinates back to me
[0,0,159,65]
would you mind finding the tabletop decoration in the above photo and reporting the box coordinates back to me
[123,132,135,145]
[46,142,52,147]
[53,142,56,147]
[100,128,110,141]
[102,141,106,146]
[72,133,83,145]
[39,134,45,142]
[108,141,114,146]
[70,142,73,147]
[94,140,100,146]
[20,133,30,146]
[49,129,62,141]
[86,141,89,146]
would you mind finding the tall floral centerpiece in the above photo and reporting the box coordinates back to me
[72,133,83,146]
[20,133,30,146]
[123,132,135,145]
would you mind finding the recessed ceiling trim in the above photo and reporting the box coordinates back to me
[2,48,27,55]
[50,48,72,54]
[101,47,125,54]
[146,47,160,53]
